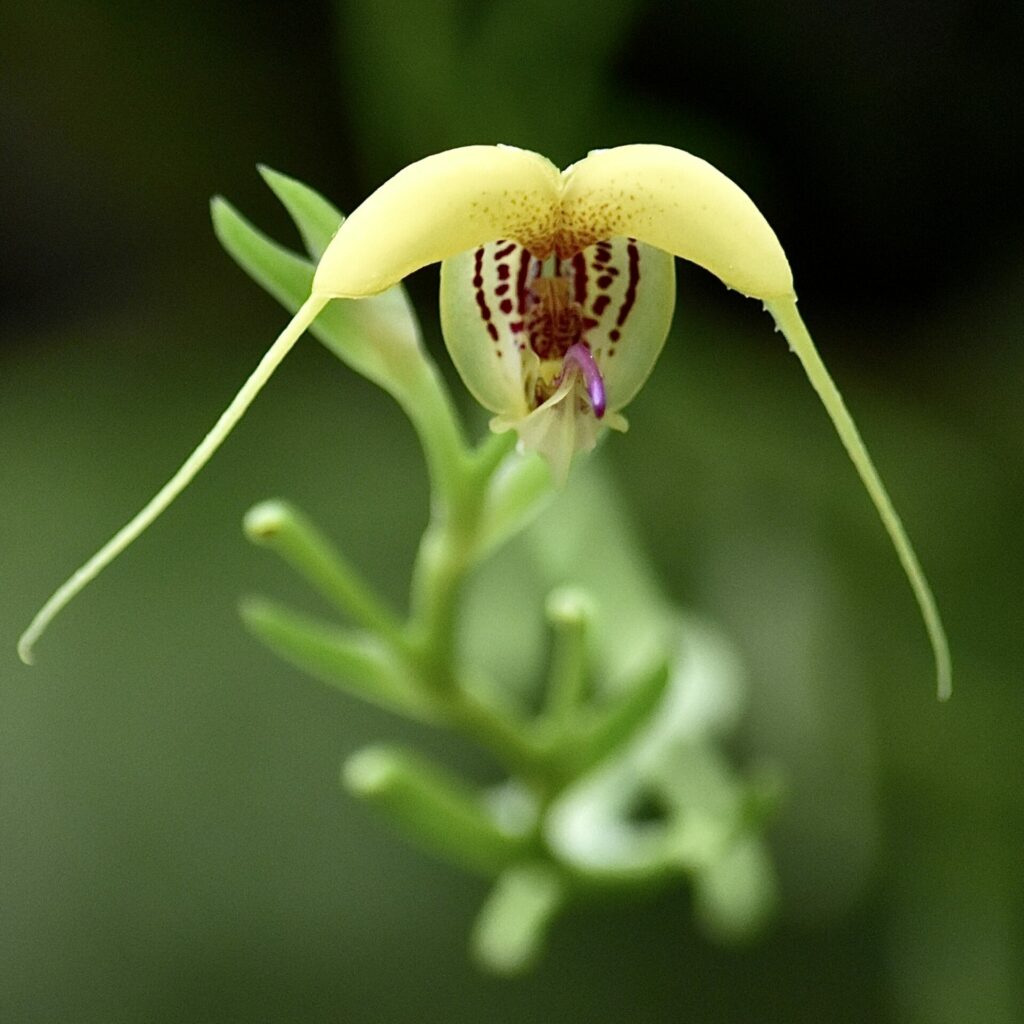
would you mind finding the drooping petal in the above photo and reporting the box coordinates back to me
[314,145,561,298]
[560,144,793,300]
[565,237,676,414]
[439,241,539,417]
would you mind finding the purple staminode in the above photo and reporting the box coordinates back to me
[560,343,606,419]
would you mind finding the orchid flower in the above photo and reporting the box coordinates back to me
[18,144,950,700]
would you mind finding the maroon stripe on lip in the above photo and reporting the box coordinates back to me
[473,247,499,343]
[494,242,517,260]
[616,240,640,328]
[515,247,532,315]
[571,252,588,305]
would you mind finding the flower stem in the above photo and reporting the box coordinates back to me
[391,356,471,506]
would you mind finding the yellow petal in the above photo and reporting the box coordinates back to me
[313,145,561,298]
[560,144,793,300]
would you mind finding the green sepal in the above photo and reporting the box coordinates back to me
[214,171,470,500]
[211,190,427,398]
[211,195,314,310]
[257,165,343,261]
[239,597,438,723]
[471,863,565,975]
[343,745,527,876]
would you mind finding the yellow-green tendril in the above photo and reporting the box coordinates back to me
[18,295,328,663]
[765,297,951,700]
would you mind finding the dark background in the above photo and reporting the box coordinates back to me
[2,1,1022,1021]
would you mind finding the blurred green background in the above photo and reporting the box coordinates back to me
[2,1,1022,1020]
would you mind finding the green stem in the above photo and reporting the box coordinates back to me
[446,687,544,782]
[406,432,511,688]
[392,357,471,507]
[398,425,553,781]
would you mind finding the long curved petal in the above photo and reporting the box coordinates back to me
[561,144,793,300]
[314,145,561,298]
[766,297,951,700]
[18,295,328,664]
